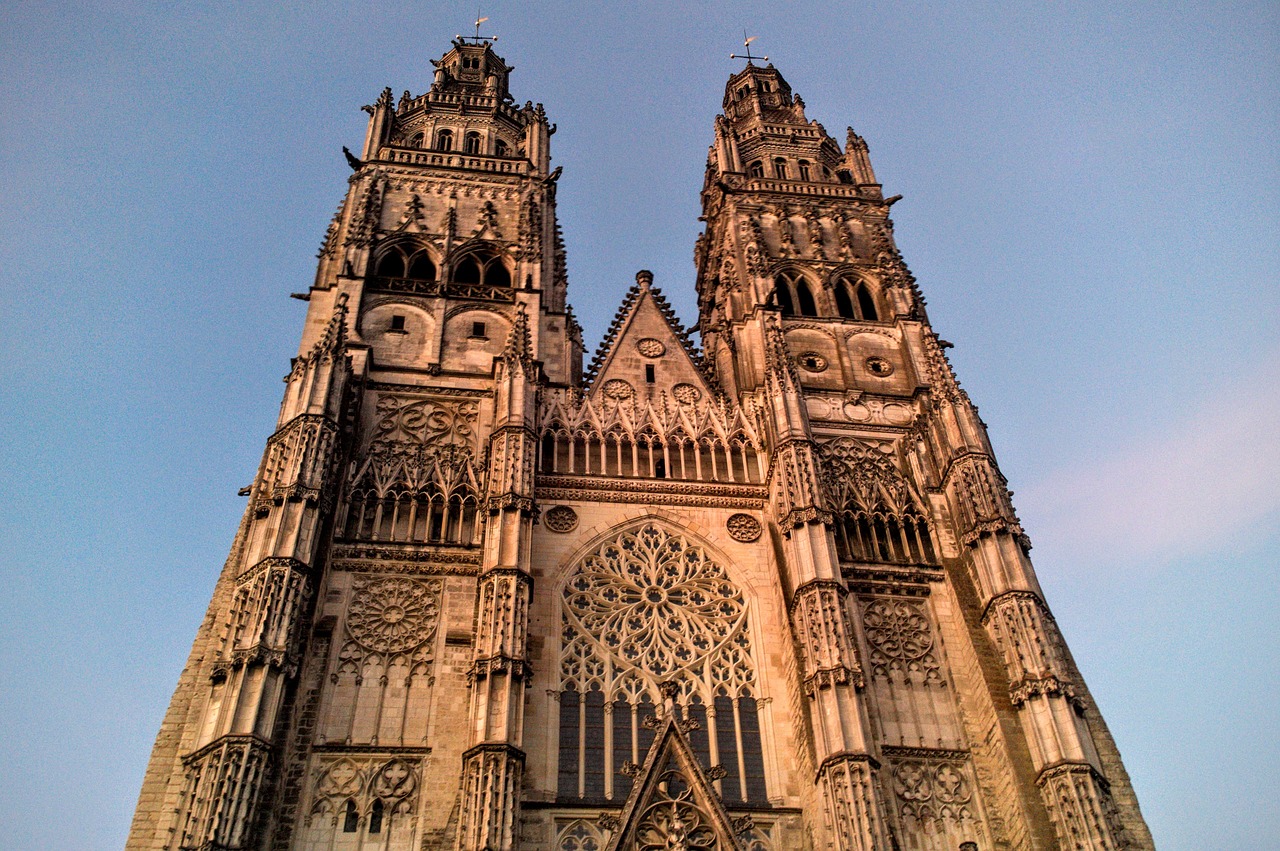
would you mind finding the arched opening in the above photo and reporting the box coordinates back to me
[435,129,453,151]
[375,250,405,278]
[798,160,811,181]
[368,799,384,834]
[342,799,359,833]
[463,131,481,154]
[856,282,879,321]
[796,279,817,316]
[747,160,764,178]
[773,157,789,179]
[453,256,481,285]
[406,251,435,281]
[409,132,424,148]
[486,262,511,288]
[836,284,856,318]
[775,280,795,315]
[494,138,509,157]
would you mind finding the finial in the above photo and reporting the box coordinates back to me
[729,31,768,65]
[636,270,654,289]
[457,9,498,44]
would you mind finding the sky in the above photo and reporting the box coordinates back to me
[0,1,1276,848]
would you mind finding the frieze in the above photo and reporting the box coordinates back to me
[331,543,483,564]
[536,487,765,510]
[536,475,766,501]
[365,380,494,397]
[805,395,917,427]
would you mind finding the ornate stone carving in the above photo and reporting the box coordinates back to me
[636,337,667,357]
[672,382,702,404]
[1039,763,1129,851]
[345,576,441,654]
[602,378,636,401]
[543,504,579,532]
[564,524,745,678]
[797,351,828,372]
[889,754,975,826]
[371,394,479,447]
[861,597,942,684]
[726,512,762,542]
[176,737,271,850]
[791,580,864,692]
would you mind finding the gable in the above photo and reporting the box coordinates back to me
[587,271,717,405]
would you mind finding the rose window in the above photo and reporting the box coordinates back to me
[563,523,746,678]
[346,577,441,654]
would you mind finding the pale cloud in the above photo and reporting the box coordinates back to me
[1019,352,1280,566]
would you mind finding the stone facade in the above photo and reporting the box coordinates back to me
[127,39,1153,851]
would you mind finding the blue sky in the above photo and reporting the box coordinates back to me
[1,2,1276,848]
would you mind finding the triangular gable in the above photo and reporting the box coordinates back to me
[605,713,744,851]
[586,271,716,403]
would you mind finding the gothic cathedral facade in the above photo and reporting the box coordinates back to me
[128,41,1153,851]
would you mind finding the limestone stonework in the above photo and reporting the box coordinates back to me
[127,39,1153,851]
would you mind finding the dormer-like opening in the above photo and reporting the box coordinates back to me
[464,131,481,154]
[436,129,454,151]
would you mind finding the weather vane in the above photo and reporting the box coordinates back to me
[729,31,767,64]
[457,9,498,44]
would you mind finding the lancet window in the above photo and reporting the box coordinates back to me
[450,245,512,289]
[558,523,768,806]
[463,131,481,154]
[538,389,766,484]
[373,243,437,282]
[303,756,419,846]
[818,438,937,565]
[435,128,453,151]
[341,396,481,546]
[747,160,765,178]
[834,275,879,321]
[775,270,818,317]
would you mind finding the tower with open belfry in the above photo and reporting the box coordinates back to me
[128,38,1152,851]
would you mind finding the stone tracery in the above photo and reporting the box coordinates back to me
[559,522,767,806]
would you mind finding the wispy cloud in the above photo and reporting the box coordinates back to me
[1019,351,1280,567]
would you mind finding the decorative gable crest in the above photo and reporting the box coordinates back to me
[605,700,747,851]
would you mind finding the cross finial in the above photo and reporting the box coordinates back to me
[729,30,767,65]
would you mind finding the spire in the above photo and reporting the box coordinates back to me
[500,305,535,375]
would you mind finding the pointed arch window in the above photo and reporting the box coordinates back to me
[835,275,880,321]
[435,129,453,151]
[558,523,768,805]
[368,799,384,834]
[773,158,789,179]
[409,132,424,149]
[374,244,436,282]
[798,159,811,181]
[342,799,359,832]
[774,270,818,317]
[819,438,937,565]
[494,138,509,157]
[747,160,765,178]
[463,131,481,154]
[449,245,511,289]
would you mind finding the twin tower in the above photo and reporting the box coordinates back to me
[128,40,1152,851]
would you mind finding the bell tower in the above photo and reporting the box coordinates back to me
[694,61,1154,850]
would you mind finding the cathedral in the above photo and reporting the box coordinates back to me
[128,37,1153,851]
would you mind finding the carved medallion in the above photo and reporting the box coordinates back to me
[636,338,666,358]
[672,383,702,404]
[797,352,828,372]
[726,513,762,542]
[544,505,579,533]
[602,379,635,401]
[863,598,933,662]
[865,356,894,377]
[346,577,441,654]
